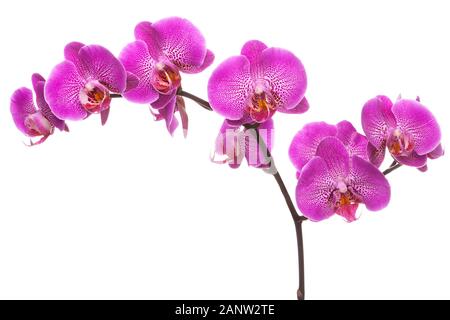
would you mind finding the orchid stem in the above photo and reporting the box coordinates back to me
[383,163,403,176]
[180,95,308,300]
[112,88,307,300]
[177,88,213,111]
[245,124,307,300]
[111,94,122,98]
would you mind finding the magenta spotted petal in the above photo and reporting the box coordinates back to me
[120,40,160,104]
[256,47,307,111]
[296,156,336,221]
[208,40,307,124]
[349,156,391,211]
[336,121,369,161]
[392,99,441,156]
[279,97,309,114]
[361,96,396,151]
[315,137,350,179]
[11,88,40,136]
[289,121,369,174]
[183,50,215,74]
[77,45,127,93]
[208,55,252,120]
[289,122,337,172]
[32,74,66,132]
[241,40,268,65]
[45,60,88,120]
[151,17,207,72]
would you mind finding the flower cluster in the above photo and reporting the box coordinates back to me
[289,96,442,222]
[11,17,213,144]
[10,16,444,226]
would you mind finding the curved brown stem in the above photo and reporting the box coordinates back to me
[383,162,403,176]
[177,88,212,111]
[111,89,307,300]
[244,124,307,300]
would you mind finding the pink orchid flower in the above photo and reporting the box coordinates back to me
[11,74,68,146]
[119,17,214,135]
[362,96,443,168]
[45,42,132,126]
[289,120,369,177]
[294,136,391,222]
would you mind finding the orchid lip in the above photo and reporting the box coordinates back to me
[247,79,277,123]
[387,127,414,157]
[151,61,181,95]
[79,80,111,114]
[331,186,361,222]
[24,112,54,137]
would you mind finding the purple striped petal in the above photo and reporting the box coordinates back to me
[296,157,335,222]
[316,137,350,179]
[349,156,391,211]
[77,45,127,93]
[119,40,159,104]
[278,97,309,114]
[361,95,397,150]
[257,47,307,111]
[208,55,252,120]
[241,40,267,65]
[336,120,369,160]
[289,122,337,172]
[45,61,87,121]
[392,99,441,155]
[152,17,207,72]
[11,87,37,135]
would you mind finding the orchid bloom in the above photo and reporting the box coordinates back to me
[45,43,131,126]
[119,17,214,135]
[362,96,443,169]
[11,74,68,146]
[208,40,308,124]
[294,136,391,222]
[209,40,308,167]
[289,121,369,176]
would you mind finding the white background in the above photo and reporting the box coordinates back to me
[0,0,449,300]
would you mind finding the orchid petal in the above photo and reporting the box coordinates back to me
[208,55,252,120]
